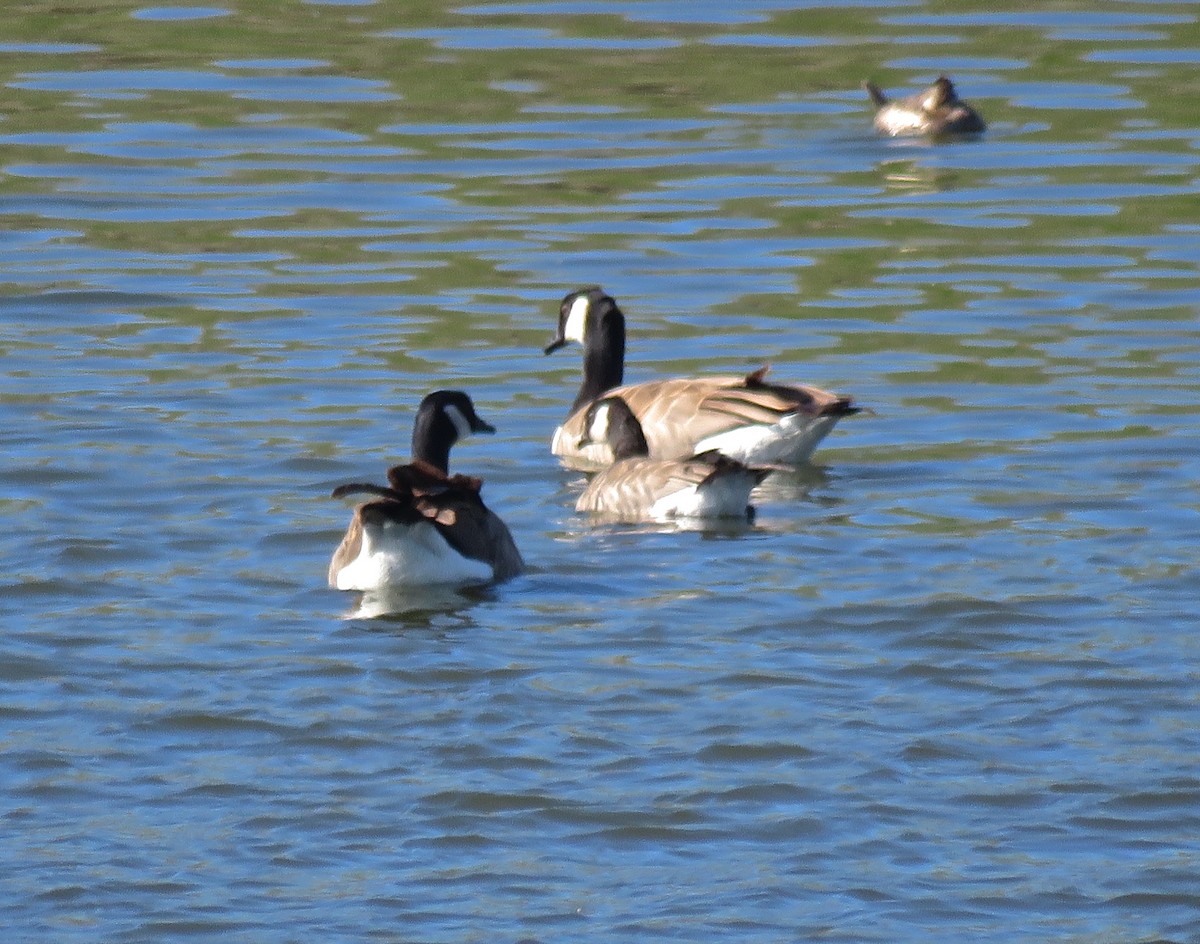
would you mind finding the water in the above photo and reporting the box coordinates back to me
[2,2,1199,941]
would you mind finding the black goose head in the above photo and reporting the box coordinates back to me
[920,76,985,134]
[578,396,649,461]
[410,390,495,474]
[544,286,627,412]
[866,75,984,136]
[923,76,956,111]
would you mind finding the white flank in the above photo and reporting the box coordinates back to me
[647,484,702,520]
[334,517,492,591]
[647,472,755,521]
[878,106,926,135]
[563,293,591,343]
[694,414,838,465]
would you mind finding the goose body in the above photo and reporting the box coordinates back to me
[545,287,856,470]
[865,76,985,137]
[574,397,769,523]
[329,487,497,590]
[328,391,523,592]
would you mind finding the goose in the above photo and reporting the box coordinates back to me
[544,287,857,470]
[575,396,770,523]
[328,390,523,591]
[864,76,985,137]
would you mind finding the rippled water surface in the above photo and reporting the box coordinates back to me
[3,2,1199,941]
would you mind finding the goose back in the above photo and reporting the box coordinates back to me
[576,452,768,522]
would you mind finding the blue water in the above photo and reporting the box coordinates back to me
[2,2,1199,941]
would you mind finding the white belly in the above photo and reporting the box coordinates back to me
[334,519,493,591]
[647,476,755,521]
[693,414,838,465]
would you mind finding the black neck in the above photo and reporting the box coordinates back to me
[410,410,454,474]
[571,304,625,413]
[609,410,649,460]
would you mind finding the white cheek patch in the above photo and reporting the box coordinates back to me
[587,402,611,442]
[444,404,474,441]
[563,294,590,343]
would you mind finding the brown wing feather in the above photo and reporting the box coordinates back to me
[577,453,766,518]
[600,372,849,460]
[577,456,710,515]
[387,460,482,496]
[328,511,364,587]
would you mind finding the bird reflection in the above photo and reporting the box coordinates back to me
[343,584,495,622]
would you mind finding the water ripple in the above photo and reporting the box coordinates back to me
[2,3,1198,942]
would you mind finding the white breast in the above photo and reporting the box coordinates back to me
[552,423,614,469]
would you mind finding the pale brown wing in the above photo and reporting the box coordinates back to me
[578,451,770,520]
[328,510,364,587]
[606,373,851,461]
[576,457,695,516]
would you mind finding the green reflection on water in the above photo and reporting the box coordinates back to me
[1,0,1196,344]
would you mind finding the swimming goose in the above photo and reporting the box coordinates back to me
[575,396,770,523]
[864,76,985,137]
[328,390,523,591]
[544,287,857,470]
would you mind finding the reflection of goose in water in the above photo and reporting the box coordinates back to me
[864,76,985,137]
[544,287,858,470]
[574,396,769,524]
[344,584,490,621]
[328,391,523,592]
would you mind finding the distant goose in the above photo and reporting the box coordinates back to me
[328,390,523,591]
[575,396,770,523]
[864,76,985,137]
[544,287,857,470]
